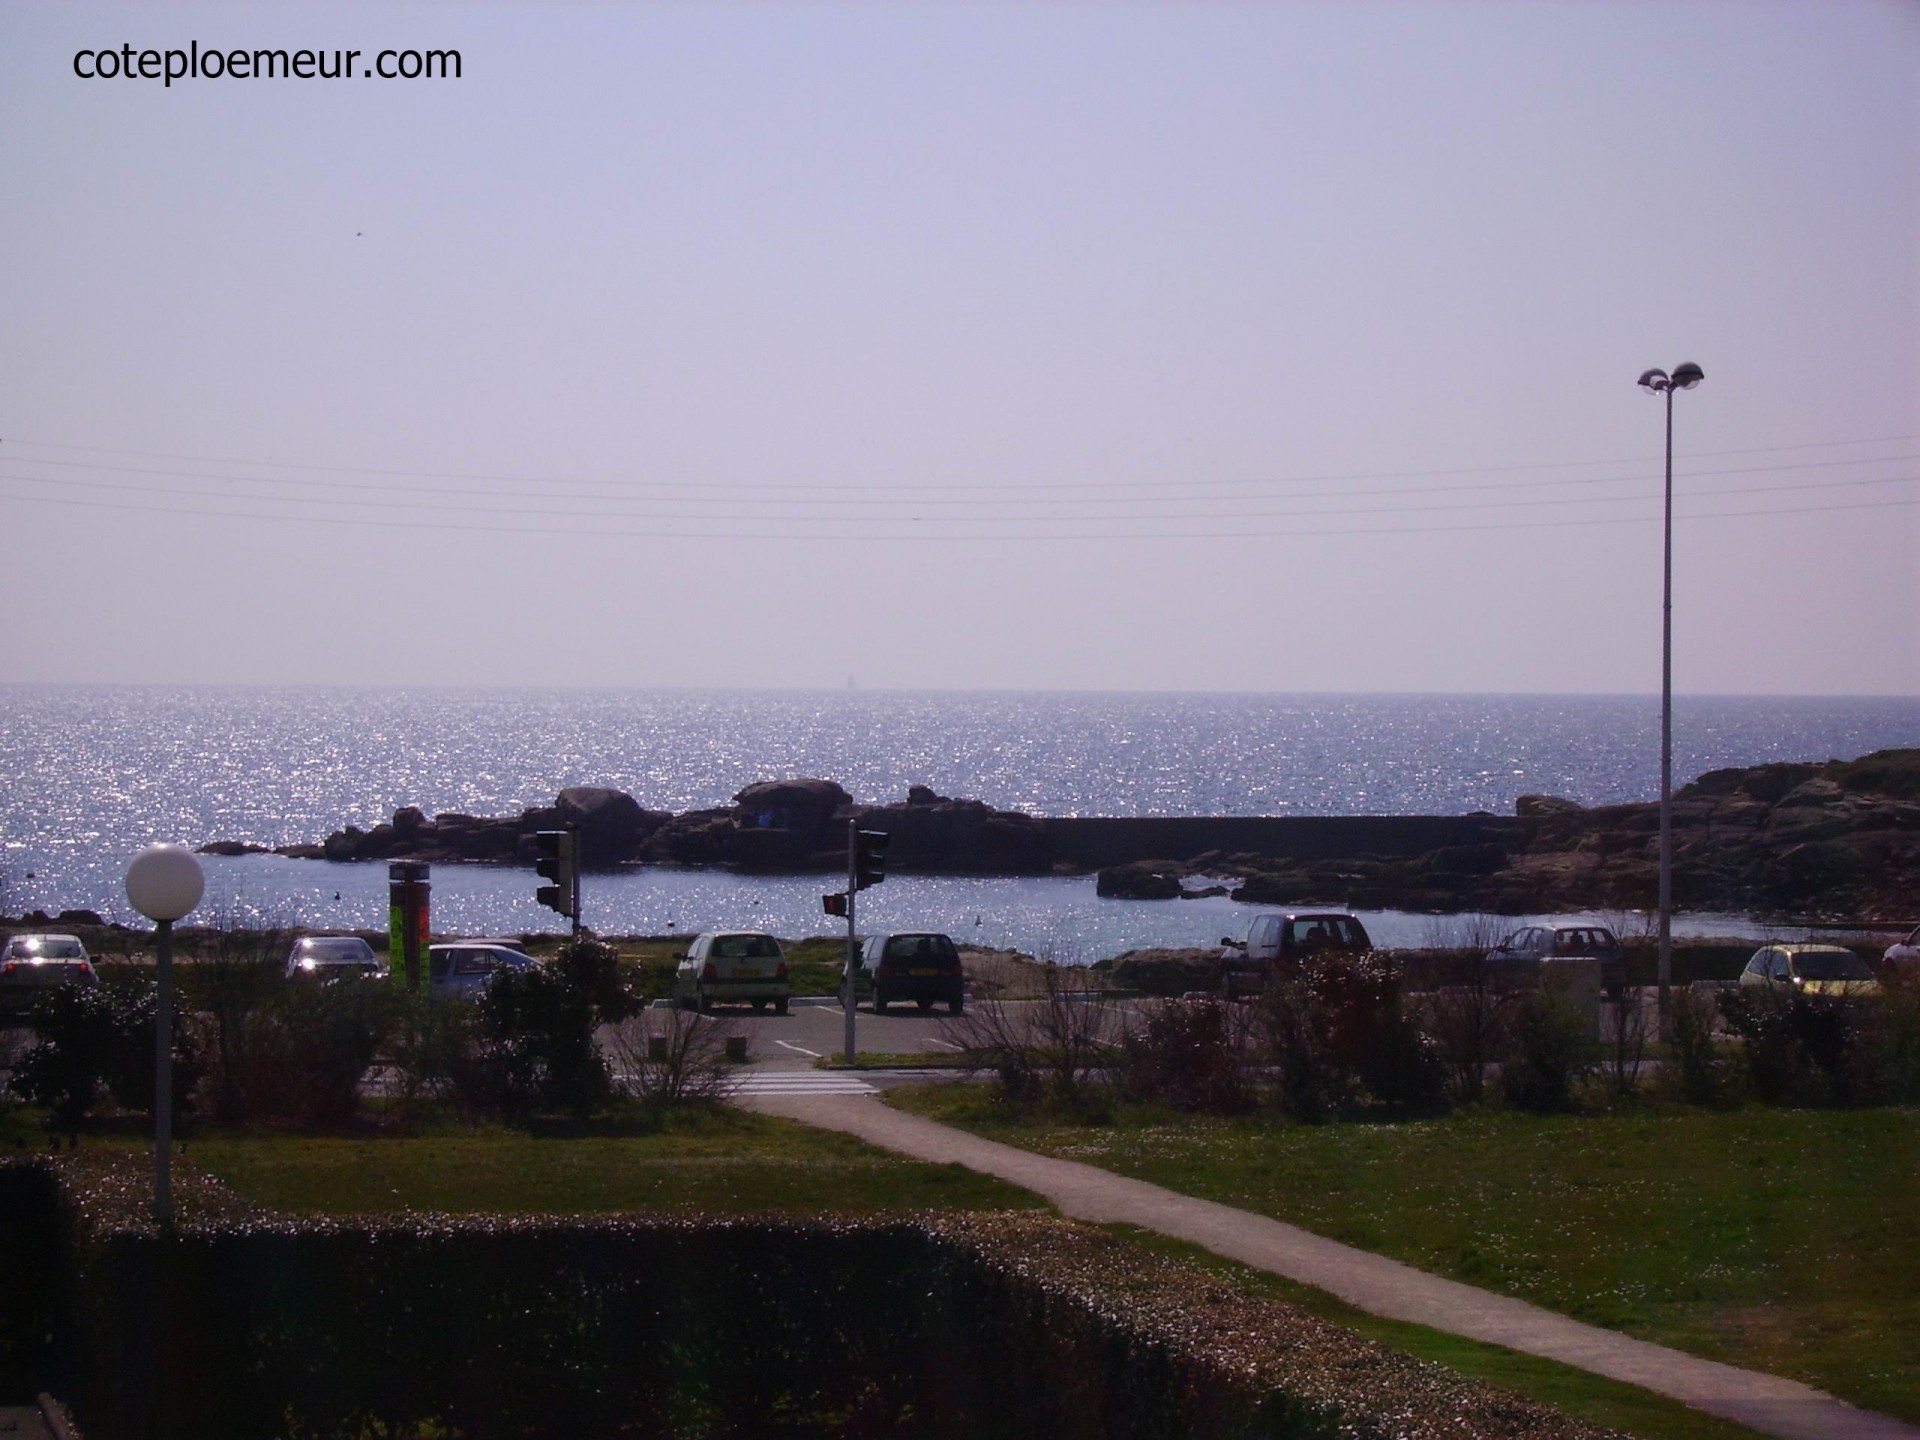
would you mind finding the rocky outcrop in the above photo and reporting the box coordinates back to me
[210,749,1920,920]
[1087,750,1920,920]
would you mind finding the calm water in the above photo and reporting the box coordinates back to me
[3,686,1915,952]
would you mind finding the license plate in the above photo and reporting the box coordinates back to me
[910,968,937,977]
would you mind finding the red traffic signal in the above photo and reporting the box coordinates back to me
[822,892,848,917]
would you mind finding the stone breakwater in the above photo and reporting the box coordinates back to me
[202,751,1920,920]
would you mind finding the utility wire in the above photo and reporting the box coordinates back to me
[0,450,1913,514]
[2,431,1913,497]
[2,479,1914,542]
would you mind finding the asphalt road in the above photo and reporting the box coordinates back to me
[667,995,972,1071]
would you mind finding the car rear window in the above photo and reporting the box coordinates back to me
[12,938,86,960]
[715,935,781,959]
[884,935,957,964]
[1286,918,1366,949]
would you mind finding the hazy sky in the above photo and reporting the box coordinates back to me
[2,1,1915,695]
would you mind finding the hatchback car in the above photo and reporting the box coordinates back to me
[1485,924,1627,995]
[0,933,98,1015]
[1738,944,1881,998]
[285,934,382,981]
[860,932,965,1014]
[426,941,539,1000]
[675,932,790,1014]
[1883,925,1920,970]
[1218,912,1372,999]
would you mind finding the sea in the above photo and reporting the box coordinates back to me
[3,686,1916,958]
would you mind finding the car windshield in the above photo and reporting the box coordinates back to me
[297,938,372,964]
[10,937,84,960]
[1793,951,1874,981]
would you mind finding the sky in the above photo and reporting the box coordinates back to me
[1,1,1915,695]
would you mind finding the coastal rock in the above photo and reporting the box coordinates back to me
[1516,794,1582,817]
[1096,862,1186,900]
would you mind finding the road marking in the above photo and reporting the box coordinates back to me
[925,1038,964,1052]
[774,1040,823,1058]
[729,1072,876,1096]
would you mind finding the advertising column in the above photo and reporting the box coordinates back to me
[387,860,431,993]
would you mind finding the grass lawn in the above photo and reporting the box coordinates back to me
[175,1108,1044,1217]
[889,1087,1920,1425]
[1110,1228,1776,1440]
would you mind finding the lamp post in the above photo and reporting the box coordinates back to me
[1637,362,1705,1027]
[125,844,204,1227]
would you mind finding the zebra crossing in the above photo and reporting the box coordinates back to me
[725,1070,877,1097]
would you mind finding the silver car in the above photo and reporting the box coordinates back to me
[0,933,98,1014]
[426,941,538,1000]
[285,934,383,981]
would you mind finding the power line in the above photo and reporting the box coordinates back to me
[1,449,1912,515]
[2,477,1913,542]
[2,430,1913,498]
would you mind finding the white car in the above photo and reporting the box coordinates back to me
[675,931,790,1014]
[426,940,538,1000]
[1,933,98,1015]
[1884,925,1920,970]
[285,934,382,981]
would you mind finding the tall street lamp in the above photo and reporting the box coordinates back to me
[125,844,204,1227]
[1637,362,1705,1025]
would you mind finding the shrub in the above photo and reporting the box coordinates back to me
[550,936,639,1023]
[1116,1000,1253,1114]
[1664,986,1733,1106]
[9,979,198,1133]
[1418,955,1520,1105]
[1498,990,1591,1113]
[230,978,399,1129]
[473,964,610,1117]
[1260,952,1448,1120]
[1718,986,1881,1106]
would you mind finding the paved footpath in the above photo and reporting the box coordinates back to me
[741,1091,1918,1440]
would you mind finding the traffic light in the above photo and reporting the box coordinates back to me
[534,830,577,917]
[822,892,848,917]
[853,828,890,890]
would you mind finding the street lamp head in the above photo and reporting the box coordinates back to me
[1670,362,1705,390]
[125,844,205,922]
[1638,368,1671,394]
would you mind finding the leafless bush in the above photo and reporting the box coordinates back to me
[1419,954,1521,1105]
[1599,986,1653,1103]
[606,1005,738,1113]
[945,963,1117,1110]
[1662,984,1732,1106]
[1418,912,1511,952]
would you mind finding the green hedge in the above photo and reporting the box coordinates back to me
[4,1154,1618,1440]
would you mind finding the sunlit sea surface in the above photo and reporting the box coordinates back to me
[4,687,1915,955]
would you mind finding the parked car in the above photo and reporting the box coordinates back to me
[675,931,791,1014]
[426,940,539,1000]
[285,934,382,981]
[1883,925,1920,970]
[1218,911,1372,999]
[1738,944,1881,998]
[1485,924,1627,995]
[0,933,98,1015]
[860,932,965,1014]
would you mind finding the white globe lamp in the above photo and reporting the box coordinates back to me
[124,844,204,1226]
